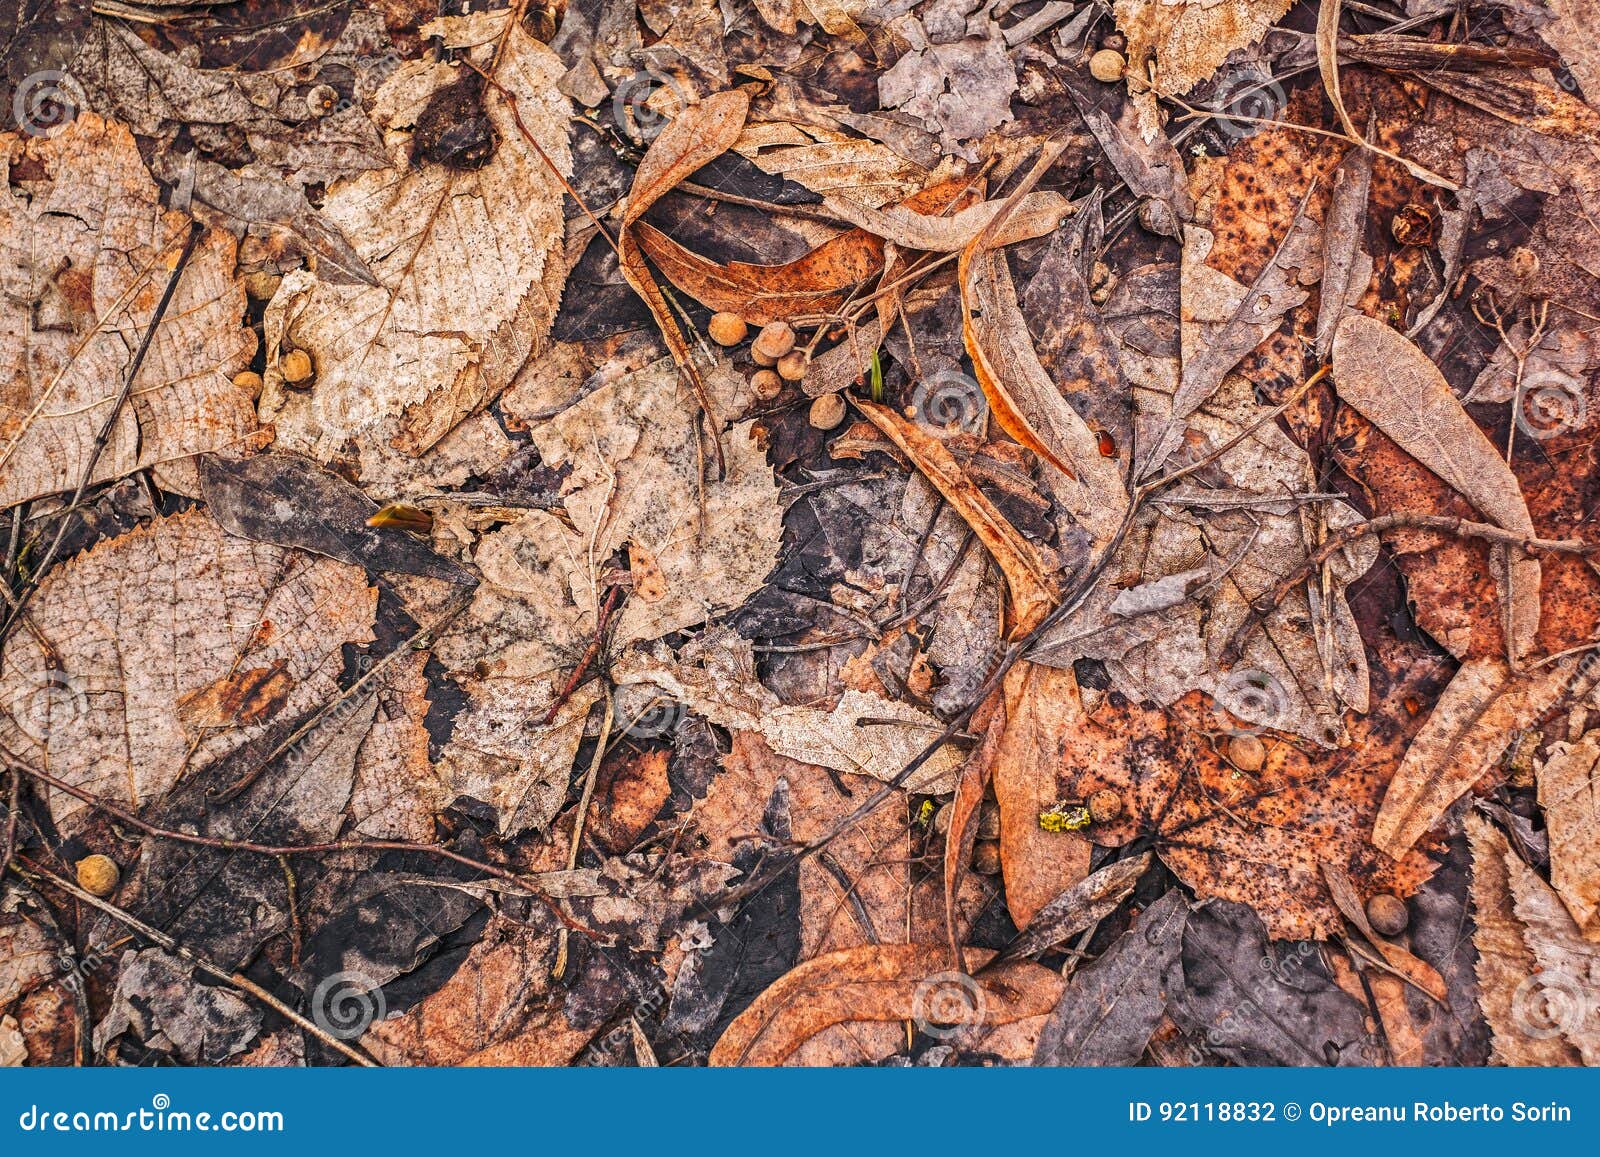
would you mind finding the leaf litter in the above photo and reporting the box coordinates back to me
[1,0,1599,1071]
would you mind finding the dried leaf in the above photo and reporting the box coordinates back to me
[0,511,375,832]
[1314,143,1374,360]
[0,114,258,508]
[1333,314,1541,664]
[709,944,1063,1065]
[1538,732,1600,938]
[1001,852,1152,961]
[855,399,1059,635]
[1033,889,1188,1066]
[824,189,1072,253]
[1321,861,1447,1003]
[257,16,571,462]
[1374,657,1568,859]
[1467,815,1583,1065]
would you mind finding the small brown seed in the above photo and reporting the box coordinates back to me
[305,84,339,118]
[1228,733,1267,772]
[233,370,264,399]
[932,803,953,836]
[971,840,1002,875]
[1089,49,1126,83]
[1509,246,1540,280]
[809,392,846,431]
[753,321,797,362]
[776,349,809,381]
[751,369,783,400]
[76,854,120,898]
[1365,892,1409,937]
[243,269,282,301]
[280,347,315,385]
[1088,788,1123,824]
[708,311,748,347]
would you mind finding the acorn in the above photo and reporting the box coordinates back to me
[776,349,809,381]
[708,311,748,347]
[233,370,264,400]
[971,840,1002,876]
[280,347,315,386]
[1366,893,1409,937]
[809,392,846,430]
[1089,49,1126,83]
[751,369,783,401]
[1228,733,1267,772]
[1088,788,1124,824]
[752,321,796,363]
[76,854,120,898]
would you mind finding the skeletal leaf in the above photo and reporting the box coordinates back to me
[0,114,258,508]
[709,944,1063,1065]
[1538,732,1600,938]
[1332,314,1540,665]
[1374,657,1568,859]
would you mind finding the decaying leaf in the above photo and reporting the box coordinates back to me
[257,14,571,463]
[709,944,1062,1065]
[1538,731,1600,938]
[1,114,258,507]
[0,511,374,832]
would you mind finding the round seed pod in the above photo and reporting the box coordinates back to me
[76,854,120,898]
[752,321,796,362]
[1228,733,1267,772]
[243,270,282,301]
[280,347,315,386]
[1088,788,1123,824]
[708,311,748,347]
[1509,246,1540,281]
[976,799,1001,841]
[971,840,1002,875]
[751,369,783,401]
[233,370,264,400]
[1366,893,1409,937]
[776,349,809,381]
[808,392,846,430]
[1089,49,1127,83]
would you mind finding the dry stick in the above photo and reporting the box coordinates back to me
[9,759,588,932]
[1,766,19,872]
[1221,513,1592,666]
[211,588,475,804]
[16,857,379,1066]
[553,692,615,981]
[0,221,206,649]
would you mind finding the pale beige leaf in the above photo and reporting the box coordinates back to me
[257,16,571,462]
[1467,815,1582,1065]
[0,511,375,832]
[1504,834,1600,1063]
[821,190,1073,253]
[734,122,928,208]
[1332,314,1540,663]
[1375,657,1568,858]
[0,115,258,508]
[1539,732,1600,938]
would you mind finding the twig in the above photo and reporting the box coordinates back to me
[554,692,615,981]
[7,759,589,932]
[540,586,623,726]
[1221,512,1591,665]
[15,857,380,1067]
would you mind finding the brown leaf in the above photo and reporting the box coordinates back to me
[993,664,1093,930]
[708,944,1063,1065]
[1332,314,1541,665]
[1406,67,1600,145]
[1000,852,1152,961]
[1320,861,1447,1003]
[855,399,1059,636]
[1538,731,1600,938]
[822,189,1072,253]
[1374,657,1568,859]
